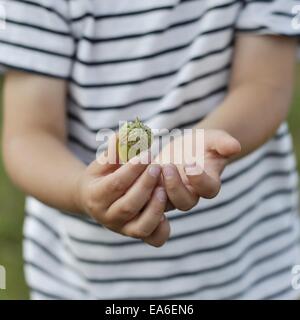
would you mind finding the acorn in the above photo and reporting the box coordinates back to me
[118,118,153,163]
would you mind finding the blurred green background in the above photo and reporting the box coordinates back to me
[0,76,28,299]
[0,66,299,300]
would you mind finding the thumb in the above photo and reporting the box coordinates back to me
[207,130,241,158]
[88,133,120,176]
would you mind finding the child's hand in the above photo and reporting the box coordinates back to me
[159,130,241,211]
[75,149,170,248]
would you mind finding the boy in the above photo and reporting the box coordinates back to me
[1,0,300,299]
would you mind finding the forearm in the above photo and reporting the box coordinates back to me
[197,81,293,159]
[3,129,86,213]
[196,35,297,159]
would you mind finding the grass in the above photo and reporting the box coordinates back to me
[0,66,299,300]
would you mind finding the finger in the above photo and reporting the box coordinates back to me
[88,134,120,176]
[100,152,151,205]
[87,153,120,177]
[184,164,221,199]
[157,173,175,212]
[166,201,175,212]
[106,165,162,225]
[121,187,167,239]
[206,130,241,158]
[144,217,171,247]
[162,164,198,211]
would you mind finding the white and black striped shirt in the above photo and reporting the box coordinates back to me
[1,0,300,299]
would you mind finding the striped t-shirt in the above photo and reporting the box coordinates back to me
[1,0,300,300]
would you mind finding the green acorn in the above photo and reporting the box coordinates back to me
[118,118,153,163]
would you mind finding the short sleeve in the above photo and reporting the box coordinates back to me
[236,0,300,37]
[0,0,75,79]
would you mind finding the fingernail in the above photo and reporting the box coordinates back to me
[184,164,203,176]
[163,165,175,179]
[148,165,161,178]
[160,215,165,222]
[156,187,167,203]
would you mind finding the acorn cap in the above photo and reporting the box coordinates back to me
[118,118,153,163]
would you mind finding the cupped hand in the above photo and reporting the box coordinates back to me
[75,137,170,247]
[157,129,241,211]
